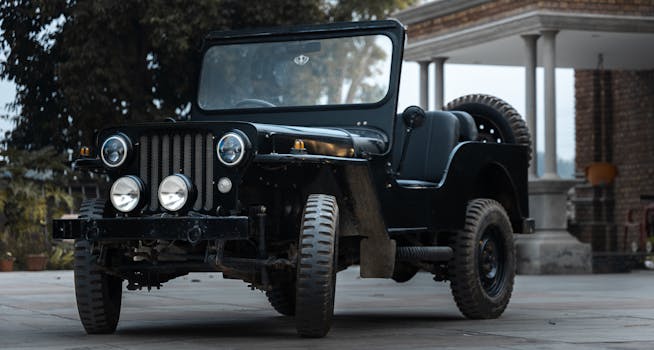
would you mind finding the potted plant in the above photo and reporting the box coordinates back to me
[0,147,74,270]
[24,232,50,271]
[0,240,16,272]
[0,252,15,272]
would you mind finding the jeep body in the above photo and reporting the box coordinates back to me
[54,20,531,337]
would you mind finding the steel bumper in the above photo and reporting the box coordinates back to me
[52,216,250,242]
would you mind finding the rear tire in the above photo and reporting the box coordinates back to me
[74,199,123,334]
[445,94,532,162]
[448,199,515,319]
[295,194,339,338]
[266,283,296,316]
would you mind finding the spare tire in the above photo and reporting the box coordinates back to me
[445,94,532,162]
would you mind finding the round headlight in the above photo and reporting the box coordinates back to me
[110,176,144,213]
[217,177,232,194]
[101,134,130,168]
[217,132,246,166]
[158,174,193,212]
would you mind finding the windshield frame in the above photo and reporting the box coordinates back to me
[197,33,395,112]
[191,20,405,155]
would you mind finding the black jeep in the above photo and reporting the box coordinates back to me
[54,19,532,338]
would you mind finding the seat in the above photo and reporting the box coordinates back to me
[393,111,460,184]
[449,111,478,141]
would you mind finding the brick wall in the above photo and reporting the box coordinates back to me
[574,69,654,252]
[611,70,654,230]
[407,0,654,40]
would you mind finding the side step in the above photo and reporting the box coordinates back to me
[396,246,453,262]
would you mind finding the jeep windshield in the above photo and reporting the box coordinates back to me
[198,34,393,110]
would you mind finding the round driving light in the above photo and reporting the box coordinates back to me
[110,176,144,213]
[217,132,246,166]
[217,177,232,193]
[101,134,130,168]
[158,174,192,212]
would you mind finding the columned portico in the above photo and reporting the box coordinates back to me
[522,34,539,179]
[419,61,430,109]
[542,30,559,179]
[396,0,654,274]
[432,57,447,110]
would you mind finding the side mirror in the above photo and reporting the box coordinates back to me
[395,106,426,176]
[402,105,426,130]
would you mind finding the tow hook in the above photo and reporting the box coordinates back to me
[186,225,202,244]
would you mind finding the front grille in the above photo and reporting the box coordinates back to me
[139,132,215,212]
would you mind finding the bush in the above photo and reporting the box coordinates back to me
[48,242,75,270]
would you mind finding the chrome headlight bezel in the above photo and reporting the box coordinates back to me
[101,134,131,168]
[110,175,145,213]
[158,174,195,212]
[216,132,247,167]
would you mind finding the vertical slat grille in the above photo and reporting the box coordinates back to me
[150,135,160,211]
[139,135,149,194]
[173,135,181,172]
[140,132,214,212]
[161,135,170,185]
[184,135,192,176]
[205,135,214,210]
[194,133,203,211]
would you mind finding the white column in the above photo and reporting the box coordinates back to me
[419,61,430,110]
[542,30,559,179]
[433,57,447,110]
[522,34,539,179]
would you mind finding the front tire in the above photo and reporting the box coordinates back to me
[295,194,339,338]
[74,199,123,334]
[448,199,515,319]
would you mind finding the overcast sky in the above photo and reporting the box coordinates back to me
[0,62,575,160]
[398,62,576,160]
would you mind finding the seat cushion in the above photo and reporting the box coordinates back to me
[393,111,460,182]
[449,111,478,141]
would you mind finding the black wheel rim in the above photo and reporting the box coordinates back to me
[478,226,506,297]
[473,115,506,144]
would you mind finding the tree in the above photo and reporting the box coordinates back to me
[0,0,415,152]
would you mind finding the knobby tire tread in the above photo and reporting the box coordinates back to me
[295,194,338,338]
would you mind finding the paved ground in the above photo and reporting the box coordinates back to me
[1,268,654,350]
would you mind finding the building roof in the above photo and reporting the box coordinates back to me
[394,0,654,69]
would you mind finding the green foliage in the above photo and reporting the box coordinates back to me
[0,0,415,152]
[0,147,73,263]
[48,242,74,270]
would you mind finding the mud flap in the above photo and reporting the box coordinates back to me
[360,237,396,278]
[344,165,395,278]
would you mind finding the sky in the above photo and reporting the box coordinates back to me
[0,78,14,134]
[397,63,575,161]
[0,62,575,161]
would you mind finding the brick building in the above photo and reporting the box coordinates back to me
[396,0,654,272]
[573,69,654,269]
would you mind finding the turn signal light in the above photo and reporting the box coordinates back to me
[291,139,307,154]
[79,146,90,157]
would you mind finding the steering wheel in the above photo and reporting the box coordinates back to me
[234,99,276,108]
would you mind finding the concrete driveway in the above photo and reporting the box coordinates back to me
[1,268,654,349]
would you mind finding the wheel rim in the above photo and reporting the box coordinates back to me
[478,226,506,297]
[473,115,506,144]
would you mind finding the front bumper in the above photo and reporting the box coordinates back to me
[52,216,250,242]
